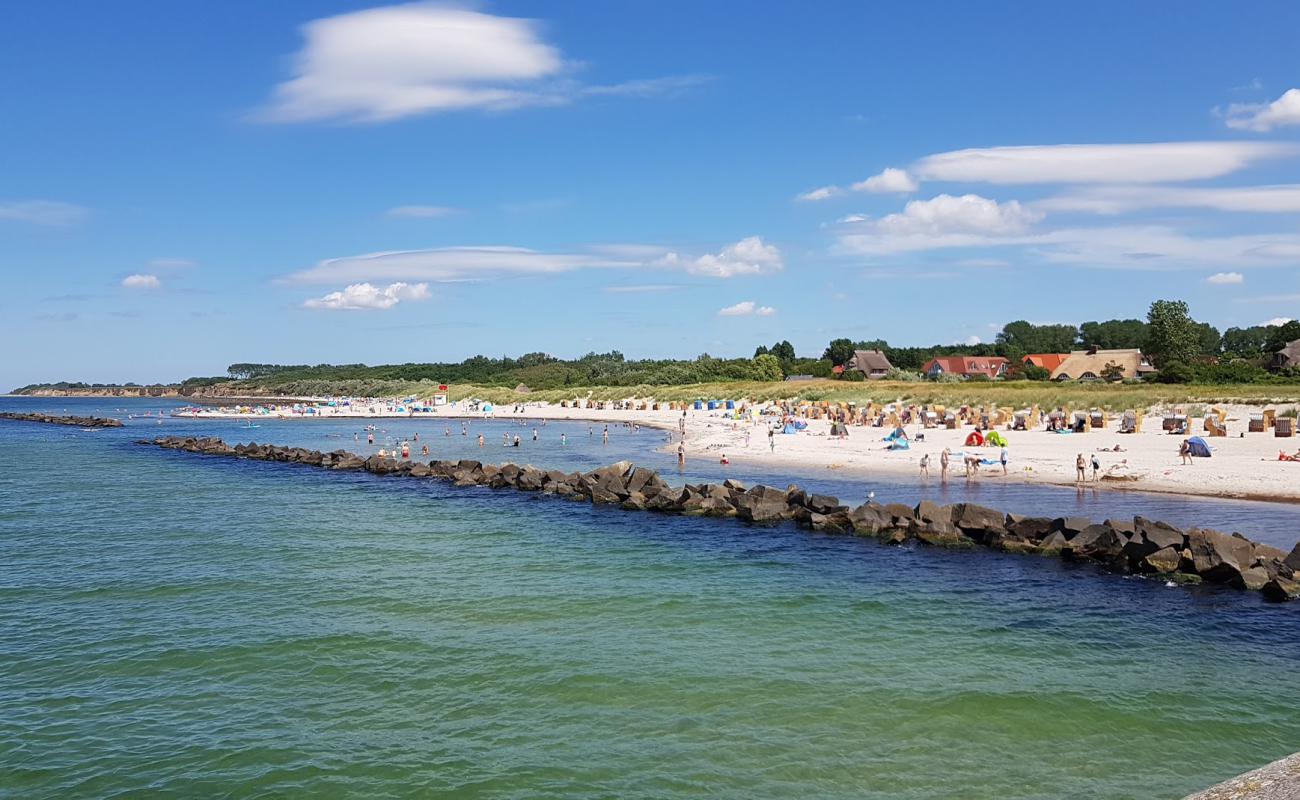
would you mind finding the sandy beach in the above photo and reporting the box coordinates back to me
[172,399,1300,504]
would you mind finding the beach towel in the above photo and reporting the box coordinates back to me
[986,431,1008,447]
[888,439,910,451]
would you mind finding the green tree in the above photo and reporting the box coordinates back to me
[822,338,857,366]
[1145,300,1200,370]
[1078,319,1148,350]
[753,344,770,358]
[769,340,797,362]
[997,320,1078,354]
[1265,320,1300,353]
[1192,322,1222,356]
[751,353,783,382]
[1221,326,1271,357]
[1100,360,1125,381]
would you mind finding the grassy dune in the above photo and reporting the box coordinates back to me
[436,380,1300,411]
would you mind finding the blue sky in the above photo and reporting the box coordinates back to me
[4,1,1300,388]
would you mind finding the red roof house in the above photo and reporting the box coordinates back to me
[921,356,1008,380]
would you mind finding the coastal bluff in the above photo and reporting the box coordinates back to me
[142,435,1300,603]
[0,412,123,427]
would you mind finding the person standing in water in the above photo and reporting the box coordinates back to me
[677,441,686,465]
[602,426,609,445]
[940,448,950,482]
[560,433,567,446]
[919,453,930,478]
[1076,453,1087,483]
[477,433,484,448]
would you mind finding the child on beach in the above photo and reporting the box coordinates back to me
[1000,447,1008,476]
[919,453,930,478]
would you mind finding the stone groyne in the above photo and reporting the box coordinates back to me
[143,436,1300,603]
[1182,751,1300,799]
[1,412,123,427]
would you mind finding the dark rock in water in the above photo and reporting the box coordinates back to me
[914,520,969,548]
[734,492,790,524]
[1139,546,1182,574]
[806,494,843,515]
[1106,517,1138,537]
[1262,577,1300,602]
[1187,528,1254,584]
[847,503,890,535]
[722,478,746,491]
[1134,517,1184,551]
[1006,515,1054,542]
[810,510,852,534]
[0,411,123,427]
[914,500,952,526]
[407,462,431,478]
[953,503,1005,534]
[1285,543,1300,572]
[1037,531,1069,555]
[882,503,914,526]
[1232,566,1271,592]
[1055,516,1092,538]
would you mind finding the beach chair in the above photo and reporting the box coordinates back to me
[944,414,958,429]
[1090,409,1106,430]
[1277,418,1296,438]
[1204,415,1227,437]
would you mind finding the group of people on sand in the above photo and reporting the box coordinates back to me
[917,445,1010,482]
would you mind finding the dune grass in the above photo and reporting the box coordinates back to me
[440,379,1300,412]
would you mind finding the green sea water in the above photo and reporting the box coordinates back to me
[2,399,1298,799]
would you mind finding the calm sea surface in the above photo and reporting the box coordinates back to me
[2,397,1298,799]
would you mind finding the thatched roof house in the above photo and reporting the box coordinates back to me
[845,349,893,379]
[1050,348,1155,381]
[1272,340,1300,371]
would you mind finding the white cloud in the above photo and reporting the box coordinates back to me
[1036,184,1300,214]
[851,167,918,193]
[255,3,699,123]
[287,238,780,284]
[796,185,842,202]
[676,236,783,278]
[303,281,431,310]
[1206,272,1244,285]
[961,335,982,346]
[1225,88,1300,132]
[718,301,776,317]
[386,205,458,218]
[121,274,161,289]
[858,194,1042,237]
[1264,318,1295,327]
[287,245,638,284]
[914,142,1297,184]
[0,200,87,225]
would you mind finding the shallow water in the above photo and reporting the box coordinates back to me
[2,397,1298,799]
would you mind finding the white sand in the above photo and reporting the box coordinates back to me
[173,401,1300,503]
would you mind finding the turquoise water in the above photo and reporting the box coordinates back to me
[2,399,1298,799]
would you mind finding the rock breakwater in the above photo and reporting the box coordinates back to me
[143,435,1300,602]
[1,412,123,427]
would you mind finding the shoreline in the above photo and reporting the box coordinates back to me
[161,400,1300,506]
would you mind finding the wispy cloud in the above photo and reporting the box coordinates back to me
[303,281,431,310]
[718,301,775,317]
[1225,88,1300,132]
[254,3,702,123]
[913,141,1297,184]
[0,200,87,225]
[795,185,842,202]
[385,205,458,218]
[851,167,918,193]
[1036,184,1300,214]
[1206,272,1244,285]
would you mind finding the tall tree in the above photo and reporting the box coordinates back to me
[822,338,857,366]
[769,340,797,362]
[1145,300,1199,369]
[1266,320,1300,353]
[1078,319,1148,349]
[1220,326,1270,356]
[997,320,1078,354]
[1192,322,1222,356]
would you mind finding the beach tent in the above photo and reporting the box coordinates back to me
[964,431,985,447]
[986,430,1008,447]
[1186,436,1212,457]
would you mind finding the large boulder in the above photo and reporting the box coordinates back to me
[914,500,952,526]
[1138,546,1182,574]
[1285,543,1300,572]
[848,503,892,536]
[734,492,790,524]
[914,520,970,548]
[806,494,844,515]
[1038,532,1068,555]
[1187,528,1255,584]
[809,511,852,534]
[1262,577,1300,602]
[1054,516,1092,538]
[1006,515,1054,542]
[516,466,545,491]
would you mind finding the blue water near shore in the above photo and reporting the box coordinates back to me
[2,397,1298,799]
